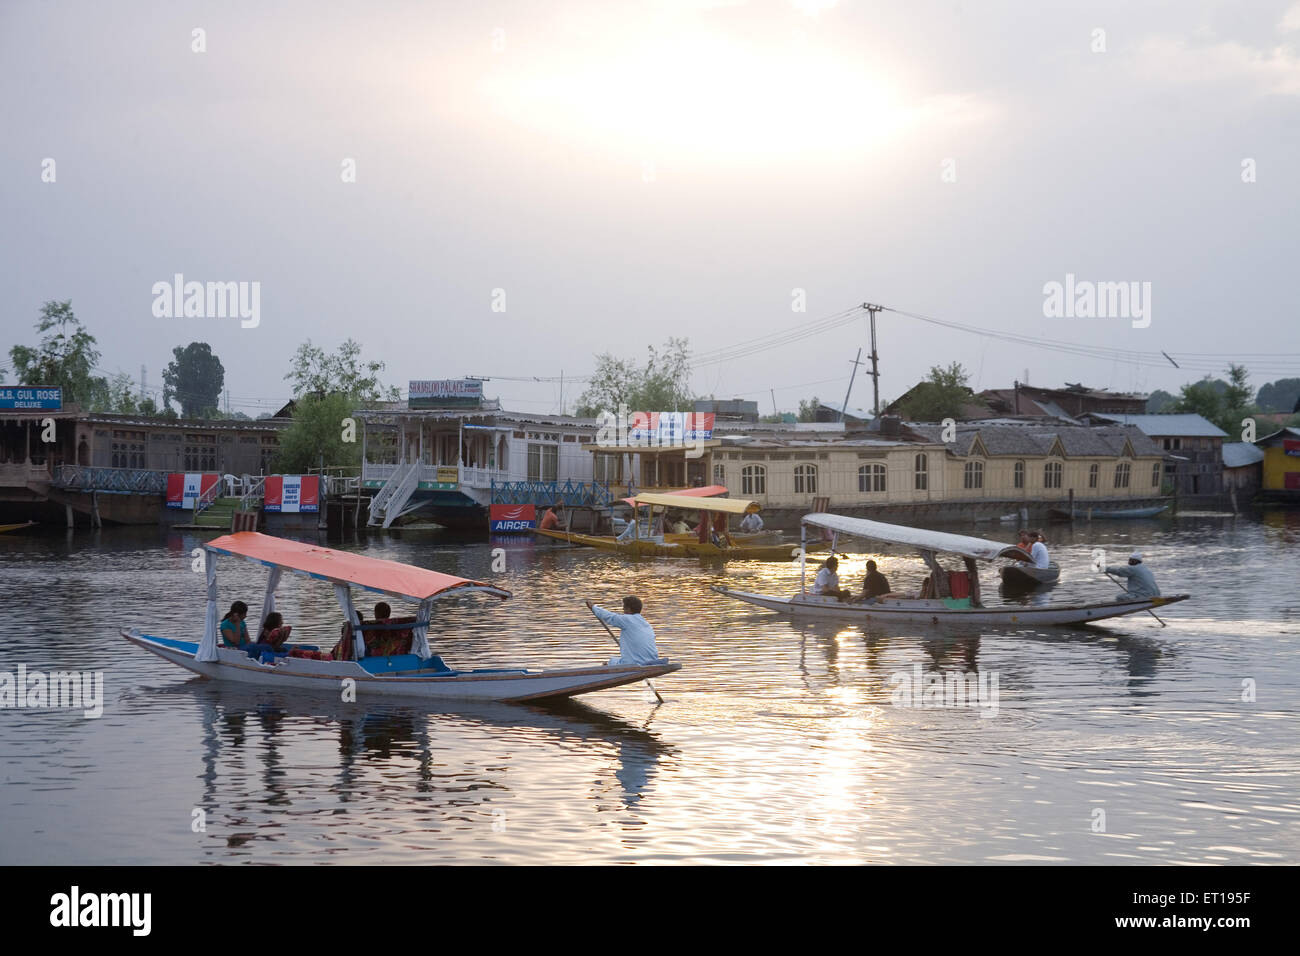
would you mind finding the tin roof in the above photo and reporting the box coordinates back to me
[1089,413,1228,438]
[1222,442,1265,468]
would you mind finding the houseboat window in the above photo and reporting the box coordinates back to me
[713,463,725,484]
[112,429,147,469]
[963,460,983,489]
[741,464,766,496]
[858,463,886,493]
[793,463,817,494]
[1114,462,1131,489]
[184,434,217,472]
[1044,461,1062,489]
[1151,462,1161,487]
[1013,460,1024,489]
[528,443,558,482]
[1088,462,1099,488]
[914,453,928,490]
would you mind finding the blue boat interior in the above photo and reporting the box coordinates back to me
[138,635,528,678]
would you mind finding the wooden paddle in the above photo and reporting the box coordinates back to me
[1103,570,1167,627]
[586,600,664,702]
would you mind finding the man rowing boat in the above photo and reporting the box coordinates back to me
[1105,551,1161,601]
[584,597,661,665]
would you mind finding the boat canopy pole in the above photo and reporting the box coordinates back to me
[800,521,808,592]
[334,584,366,658]
[195,551,220,662]
[256,565,282,644]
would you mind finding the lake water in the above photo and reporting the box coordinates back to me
[1,512,1297,864]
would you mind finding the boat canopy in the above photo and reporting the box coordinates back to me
[205,532,512,602]
[803,513,1026,562]
[619,484,728,507]
[632,492,760,515]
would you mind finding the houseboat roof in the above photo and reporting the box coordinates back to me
[1222,442,1265,468]
[1086,413,1229,438]
[907,421,1162,457]
[204,532,511,603]
[804,513,1026,562]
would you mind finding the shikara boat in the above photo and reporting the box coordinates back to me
[122,532,680,701]
[0,521,36,534]
[1048,503,1169,522]
[715,513,1188,627]
[536,492,823,561]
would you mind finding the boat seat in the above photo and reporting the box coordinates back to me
[942,597,972,609]
[358,654,458,675]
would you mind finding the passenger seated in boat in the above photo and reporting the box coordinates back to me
[219,601,251,648]
[1012,530,1034,560]
[856,560,892,603]
[1029,531,1051,570]
[669,513,691,534]
[257,612,292,650]
[811,556,852,601]
[585,596,661,666]
[364,602,415,657]
[711,512,733,548]
[739,511,763,533]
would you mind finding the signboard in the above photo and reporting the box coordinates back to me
[489,504,536,532]
[0,386,62,410]
[435,466,460,484]
[264,475,320,513]
[1283,439,1300,458]
[409,379,483,409]
[166,473,220,509]
[625,412,715,445]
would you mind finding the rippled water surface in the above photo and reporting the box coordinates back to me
[1,512,1298,864]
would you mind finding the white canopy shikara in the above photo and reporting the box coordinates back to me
[715,513,1189,628]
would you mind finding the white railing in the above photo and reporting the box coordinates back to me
[238,475,266,512]
[380,463,423,528]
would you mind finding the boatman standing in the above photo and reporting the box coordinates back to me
[585,597,661,666]
[1106,551,1161,601]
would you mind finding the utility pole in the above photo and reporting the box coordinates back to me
[839,347,864,422]
[770,388,777,418]
[864,303,883,417]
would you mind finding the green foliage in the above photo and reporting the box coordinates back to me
[286,339,398,403]
[797,396,821,422]
[1172,364,1257,435]
[1256,377,1300,413]
[8,301,103,405]
[1146,389,1176,413]
[895,362,972,422]
[575,338,694,416]
[272,393,360,473]
[163,342,225,417]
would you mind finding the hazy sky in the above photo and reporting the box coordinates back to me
[3,0,1297,417]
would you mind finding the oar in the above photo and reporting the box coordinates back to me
[1104,570,1167,627]
[587,600,664,702]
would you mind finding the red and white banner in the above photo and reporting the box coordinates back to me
[166,473,220,509]
[264,475,320,513]
[489,503,536,532]
[1283,439,1300,458]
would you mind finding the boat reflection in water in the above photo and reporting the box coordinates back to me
[165,680,673,858]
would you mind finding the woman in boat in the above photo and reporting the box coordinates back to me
[219,601,250,648]
[256,612,292,650]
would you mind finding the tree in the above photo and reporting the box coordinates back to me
[797,396,821,422]
[163,342,225,417]
[1146,389,1176,413]
[574,338,695,416]
[1171,364,1257,435]
[286,339,398,403]
[895,362,972,422]
[272,393,359,473]
[8,301,103,405]
[1256,378,1300,413]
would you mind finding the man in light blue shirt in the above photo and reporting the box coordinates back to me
[586,596,661,666]
[1108,551,1161,600]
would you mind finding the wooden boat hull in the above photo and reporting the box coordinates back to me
[1000,562,1060,589]
[122,630,680,702]
[712,587,1189,627]
[533,527,824,561]
[1049,504,1169,522]
[0,521,36,534]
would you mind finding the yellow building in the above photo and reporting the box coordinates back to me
[1256,427,1300,497]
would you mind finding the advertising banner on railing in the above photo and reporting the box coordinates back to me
[165,473,219,509]
[625,412,715,445]
[264,475,320,513]
[489,504,536,532]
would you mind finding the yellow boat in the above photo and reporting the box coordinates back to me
[0,521,36,534]
[534,492,827,561]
